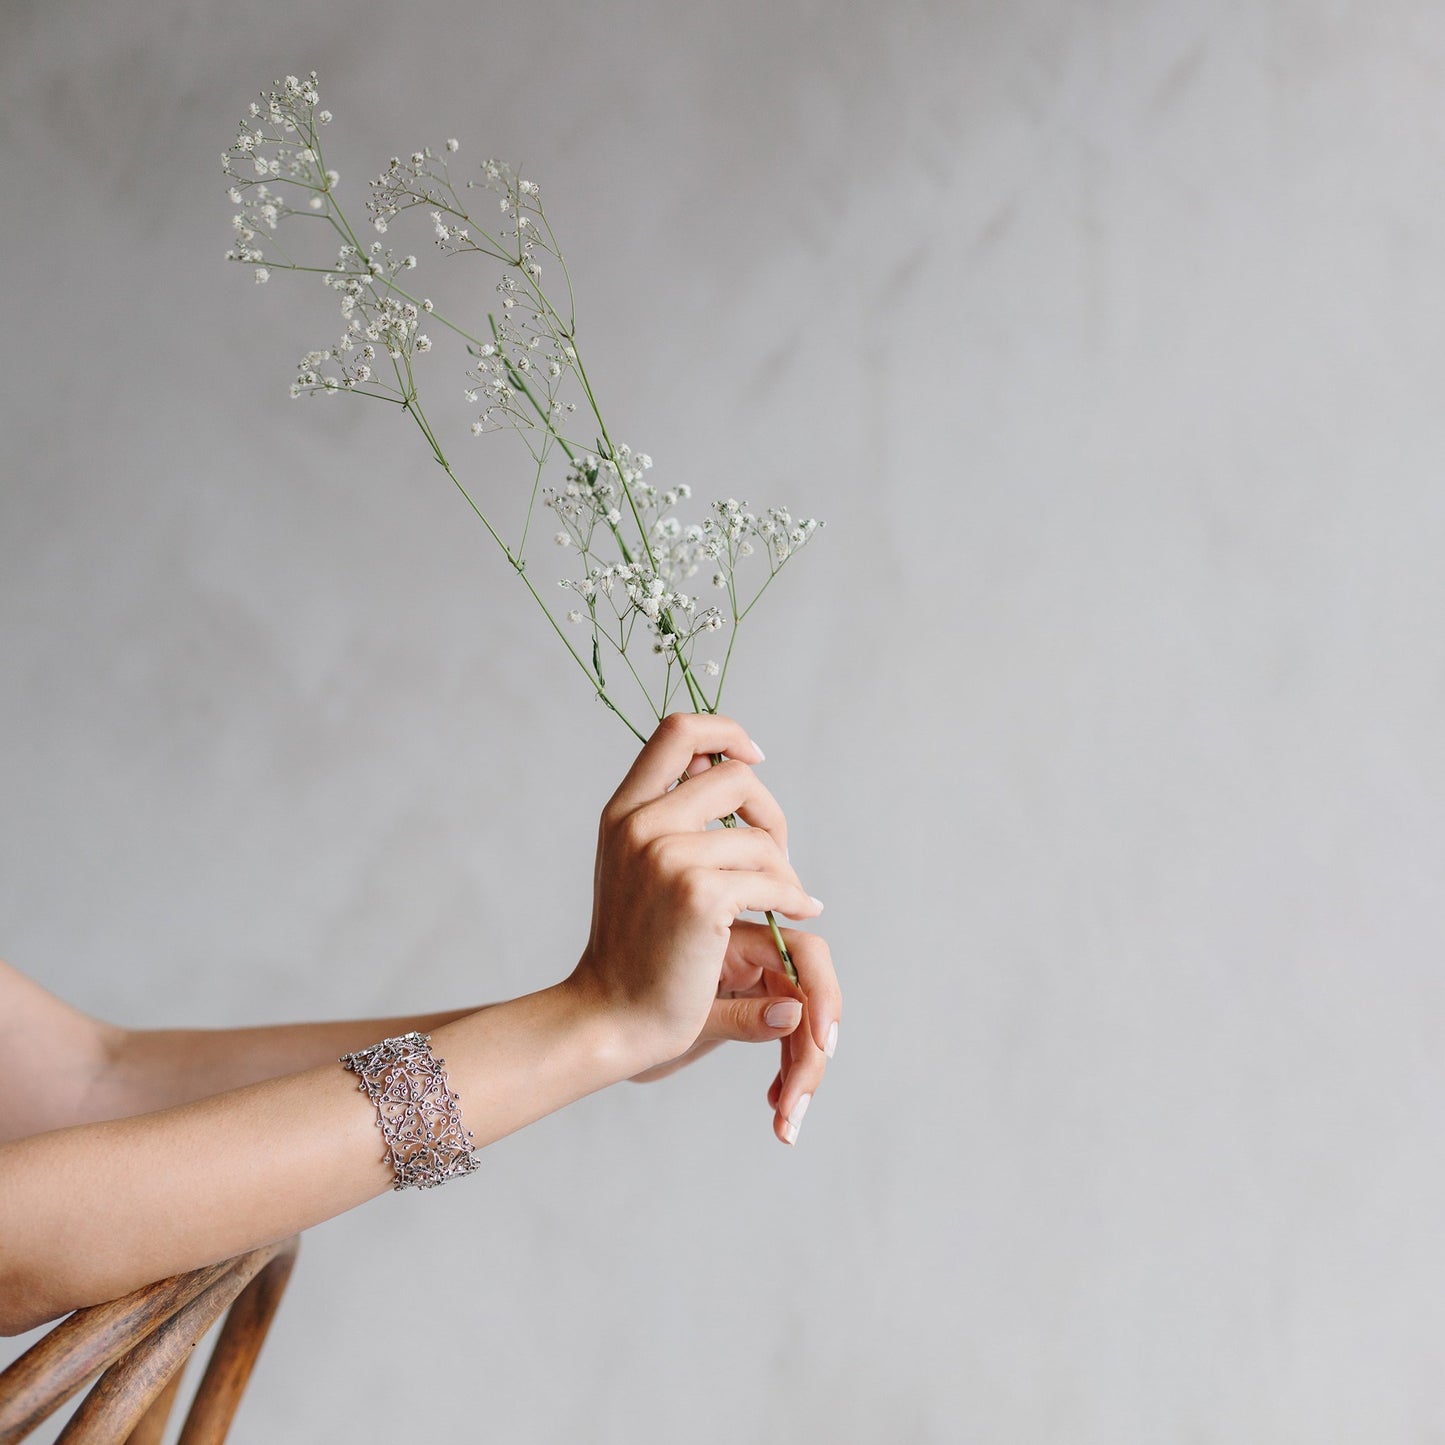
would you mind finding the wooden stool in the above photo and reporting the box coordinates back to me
[0,1236,299,1444]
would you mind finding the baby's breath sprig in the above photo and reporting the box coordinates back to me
[223,72,821,981]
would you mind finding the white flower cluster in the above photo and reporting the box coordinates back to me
[545,447,820,690]
[469,162,578,435]
[710,498,823,572]
[224,70,824,728]
[561,560,721,657]
[222,75,439,400]
[286,244,432,397]
[222,73,336,280]
[365,150,577,436]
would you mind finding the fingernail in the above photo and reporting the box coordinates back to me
[809,896,825,913]
[784,1093,812,1145]
[825,1020,838,1059]
[765,1000,803,1029]
[750,739,765,761]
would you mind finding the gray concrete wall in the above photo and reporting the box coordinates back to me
[4,1,1444,1439]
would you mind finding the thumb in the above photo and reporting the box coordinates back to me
[701,995,803,1044]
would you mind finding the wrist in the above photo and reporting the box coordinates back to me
[423,978,648,1148]
[558,967,687,1080]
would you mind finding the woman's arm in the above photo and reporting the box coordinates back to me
[0,959,485,1140]
[0,978,629,1336]
[89,1007,481,1121]
[0,961,123,1144]
[0,714,839,1335]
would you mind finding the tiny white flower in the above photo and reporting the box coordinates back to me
[318,110,333,124]
[702,661,720,676]
[254,266,270,284]
[415,335,432,353]
[471,421,485,436]
[567,609,584,624]
[554,531,572,547]
[446,137,460,152]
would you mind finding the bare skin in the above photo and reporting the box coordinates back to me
[0,714,840,1336]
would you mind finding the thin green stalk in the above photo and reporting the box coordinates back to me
[403,391,646,744]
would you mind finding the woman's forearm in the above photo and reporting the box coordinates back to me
[88,1005,487,1120]
[0,979,633,1335]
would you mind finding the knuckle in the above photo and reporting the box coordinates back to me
[616,809,653,852]
[640,832,679,874]
[729,999,757,1035]
[713,758,756,796]
[676,868,721,920]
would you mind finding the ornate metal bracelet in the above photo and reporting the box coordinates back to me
[340,1031,480,1191]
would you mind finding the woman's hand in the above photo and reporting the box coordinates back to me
[570,713,839,1141]
[630,921,839,1145]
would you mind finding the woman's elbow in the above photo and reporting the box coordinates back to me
[0,1273,67,1337]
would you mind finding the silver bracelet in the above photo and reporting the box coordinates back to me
[340,1031,480,1191]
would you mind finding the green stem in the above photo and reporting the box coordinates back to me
[683,758,799,988]
[266,138,796,980]
[402,391,646,745]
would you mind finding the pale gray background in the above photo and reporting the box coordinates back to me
[3,0,1443,1440]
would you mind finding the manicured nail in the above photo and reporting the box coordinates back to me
[783,1092,812,1144]
[825,1020,838,1059]
[750,739,765,760]
[809,896,825,913]
[765,1000,803,1029]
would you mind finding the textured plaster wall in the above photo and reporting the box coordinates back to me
[4,1,1445,1440]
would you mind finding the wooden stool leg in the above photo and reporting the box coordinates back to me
[54,1244,281,1444]
[176,1237,298,1445]
[0,1258,237,1444]
[123,1358,188,1445]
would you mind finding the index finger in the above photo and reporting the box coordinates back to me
[609,713,764,814]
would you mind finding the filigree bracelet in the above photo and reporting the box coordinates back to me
[340,1031,479,1191]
